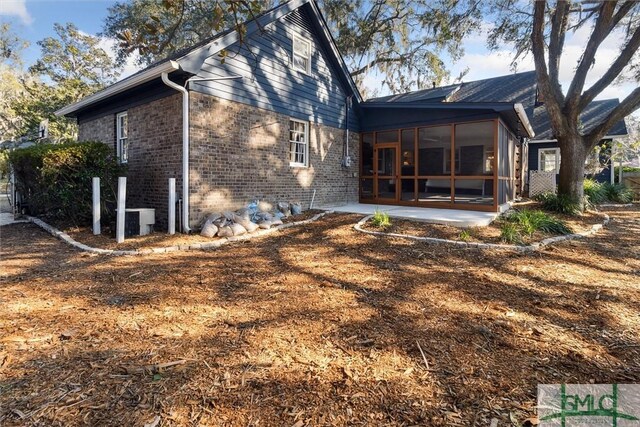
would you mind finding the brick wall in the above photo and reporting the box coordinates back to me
[126,94,183,228]
[77,91,359,230]
[77,94,183,229]
[78,115,115,147]
[189,92,359,225]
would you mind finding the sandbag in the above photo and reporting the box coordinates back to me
[200,221,219,238]
[217,226,233,237]
[277,202,291,217]
[222,211,235,221]
[244,221,260,233]
[258,220,272,229]
[258,201,273,213]
[205,212,222,223]
[271,218,283,226]
[290,202,302,215]
[232,213,253,229]
[213,217,228,228]
[229,223,247,236]
[235,208,250,220]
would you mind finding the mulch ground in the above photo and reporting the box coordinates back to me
[363,203,605,245]
[44,210,324,251]
[1,206,639,426]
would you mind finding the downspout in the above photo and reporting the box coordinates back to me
[161,72,191,233]
[343,95,353,167]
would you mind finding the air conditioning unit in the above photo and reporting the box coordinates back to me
[123,208,155,236]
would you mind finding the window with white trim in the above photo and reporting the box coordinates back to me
[116,112,128,163]
[539,147,560,173]
[292,35,311,74]
[289,119,308,167]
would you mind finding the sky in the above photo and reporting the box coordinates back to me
[1,0,638,107]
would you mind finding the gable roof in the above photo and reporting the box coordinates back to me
[531,98,629,141]
[367,71,537,107]
[57,0,361,117]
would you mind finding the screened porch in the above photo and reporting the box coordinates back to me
[359,119,519,212]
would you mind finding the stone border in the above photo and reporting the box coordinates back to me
[26,211,332,256]
[354,213,610,253]
[597,203,634,208]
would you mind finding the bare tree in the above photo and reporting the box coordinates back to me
[496,1,640,208]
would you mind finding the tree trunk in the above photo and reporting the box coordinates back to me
[557,135,588,210]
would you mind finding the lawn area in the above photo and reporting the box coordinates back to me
[1,207,639,426]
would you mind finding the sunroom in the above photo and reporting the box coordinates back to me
[358,102,534,213]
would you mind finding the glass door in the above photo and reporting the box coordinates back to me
[375,145,398,202]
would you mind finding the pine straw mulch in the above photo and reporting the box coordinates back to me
[362,203,606,245]
[1,206,639,426]
[41,210,324,251]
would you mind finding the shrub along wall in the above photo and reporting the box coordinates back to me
[9,141,125,224]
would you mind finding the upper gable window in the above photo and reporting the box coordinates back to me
[292,35,311,74]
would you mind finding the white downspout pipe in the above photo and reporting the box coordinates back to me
[161,72,191,233]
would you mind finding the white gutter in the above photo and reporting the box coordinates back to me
[161,72,191,233]
[55,60,180,116]
[514,103,535,138]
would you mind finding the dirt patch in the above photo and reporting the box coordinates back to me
[42,210,325,251]
[363,203,605,245]
[1,206,639,426]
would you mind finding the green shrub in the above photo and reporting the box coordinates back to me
[507,209,572,236]
[8,141,125,224]
[583,178,607,206]
[534,192,582,216]
[500,223,521,244]
[371,209,391,228]
[458,229,471,241]
[601,182,634,204]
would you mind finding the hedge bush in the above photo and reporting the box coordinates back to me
[9,141,125,224]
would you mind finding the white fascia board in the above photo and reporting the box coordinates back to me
[514,103,535,138]
[55,60,181,117]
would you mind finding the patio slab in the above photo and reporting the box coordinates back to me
[319,203,498,227]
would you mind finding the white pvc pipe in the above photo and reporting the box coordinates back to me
[168,178,176,235]
[116,177,126,243]
[92,177,100,235]
[161,72,191,233]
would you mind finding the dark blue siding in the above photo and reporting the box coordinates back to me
[528,140,613,183]
[189,8,359,131]
[360,107,500,132]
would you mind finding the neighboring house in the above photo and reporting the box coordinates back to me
[55,0,628,231]
[528,99,629,184]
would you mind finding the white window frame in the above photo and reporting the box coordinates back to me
[292,34,312,75]
[289,118,309,168]
[538,147,561,173]
[116,111,128,164]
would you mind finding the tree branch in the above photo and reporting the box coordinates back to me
[548,0,570,90]
[565,1,616,116]
[586,87,640,146]
[578,24,640,112]
[532,0,566,137]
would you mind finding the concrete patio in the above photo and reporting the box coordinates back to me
[320,203,498,227]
